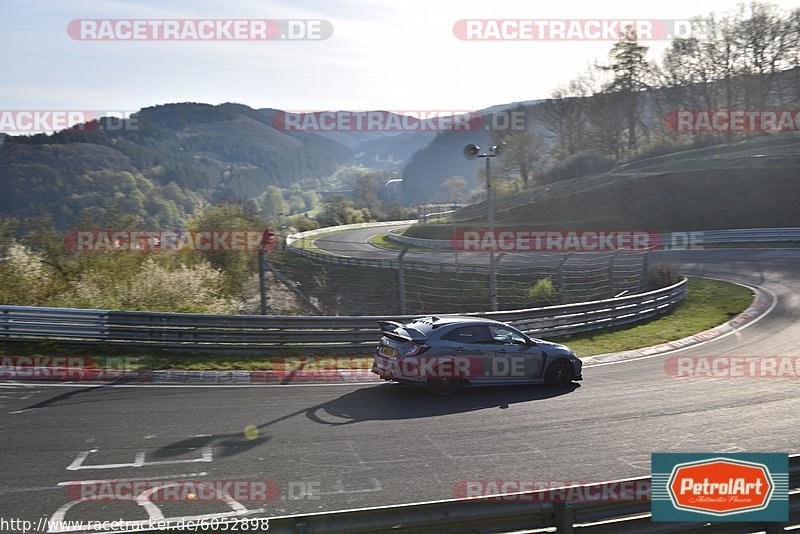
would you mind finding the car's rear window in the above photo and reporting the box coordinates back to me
[442,325,490,343]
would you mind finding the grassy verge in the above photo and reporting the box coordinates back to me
[0,343,375,371]
[552,278,753,357]
[0,278,754,370]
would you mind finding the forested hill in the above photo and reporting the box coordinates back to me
[0,103,354,228]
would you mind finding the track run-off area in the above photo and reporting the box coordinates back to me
[1,234,799,531]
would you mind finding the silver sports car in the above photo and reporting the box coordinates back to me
[372,316,582,396]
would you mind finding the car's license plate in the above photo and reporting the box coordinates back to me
[380,346,396,357]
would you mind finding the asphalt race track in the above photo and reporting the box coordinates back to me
[1,230,799,531]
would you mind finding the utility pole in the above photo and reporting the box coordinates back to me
[398,245,410,314]
[258,230,278,315]
[485,154,497,312]
[258,247,268,315]
[463,143,503,311]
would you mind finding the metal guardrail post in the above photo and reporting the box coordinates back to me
[640,251,651,292]
[558,254,572,304]
[555,502,575,533]
[398,246,410,315]
[258,248,268,315]
[608,252,618,298]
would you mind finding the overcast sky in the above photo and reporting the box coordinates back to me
[2,0,797,113]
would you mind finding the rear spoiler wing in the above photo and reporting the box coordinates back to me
[378,320,404,333]
[378,321,412,343]
[378,321,428,343]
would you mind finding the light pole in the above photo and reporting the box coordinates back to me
[384,178,403,202]
[463,143,503,311]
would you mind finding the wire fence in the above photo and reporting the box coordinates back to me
[270,246,655,316]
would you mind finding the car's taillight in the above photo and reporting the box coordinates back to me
[405,343,430,356]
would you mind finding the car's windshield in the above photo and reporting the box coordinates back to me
[489,325,528,344]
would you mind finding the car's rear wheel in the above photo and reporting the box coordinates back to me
[544,359,573,387]
[427,377,461,396]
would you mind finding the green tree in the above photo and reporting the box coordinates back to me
[496,131,547,188]
[56,257,235,313]
[0,216,20,256]
[441,176,468,203]
[317,195,370,226]
[185,203,265,297]
[351,171,382,217]
[259,186,289,222]
[0,243,59,305]
[599,26,650,153]
[302,190,320,211]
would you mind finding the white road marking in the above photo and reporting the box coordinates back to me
[48,481,262,532]
[49,495,163,529]
[67,447,213,471]
[57,472,208,486]
[319,477,382,496]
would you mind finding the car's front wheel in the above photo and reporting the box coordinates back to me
[427,377,461,396]
[544,359,573,387]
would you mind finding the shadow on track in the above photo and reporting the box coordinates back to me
[150,433,270,460]
[14,374,150,412]
[150,382,579,457]
[305,382,581,426]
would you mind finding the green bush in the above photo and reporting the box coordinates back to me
[527,277,559,307]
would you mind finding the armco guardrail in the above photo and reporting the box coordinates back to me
[141,454,800,533]
[0,279,686,350]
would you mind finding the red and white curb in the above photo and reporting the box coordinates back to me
[582,279,775,367]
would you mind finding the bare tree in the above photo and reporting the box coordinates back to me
[440,176,467,203]
[789,8,800,102]
[494,130,548,188]
[734,3,794,107]
[539,68,600,158]
[584,92,629,161]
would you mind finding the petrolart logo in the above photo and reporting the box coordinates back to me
[651,453,788,522]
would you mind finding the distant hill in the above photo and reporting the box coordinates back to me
[0,103,354,228]
[351,131,437,169]
[262,109,455,169]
